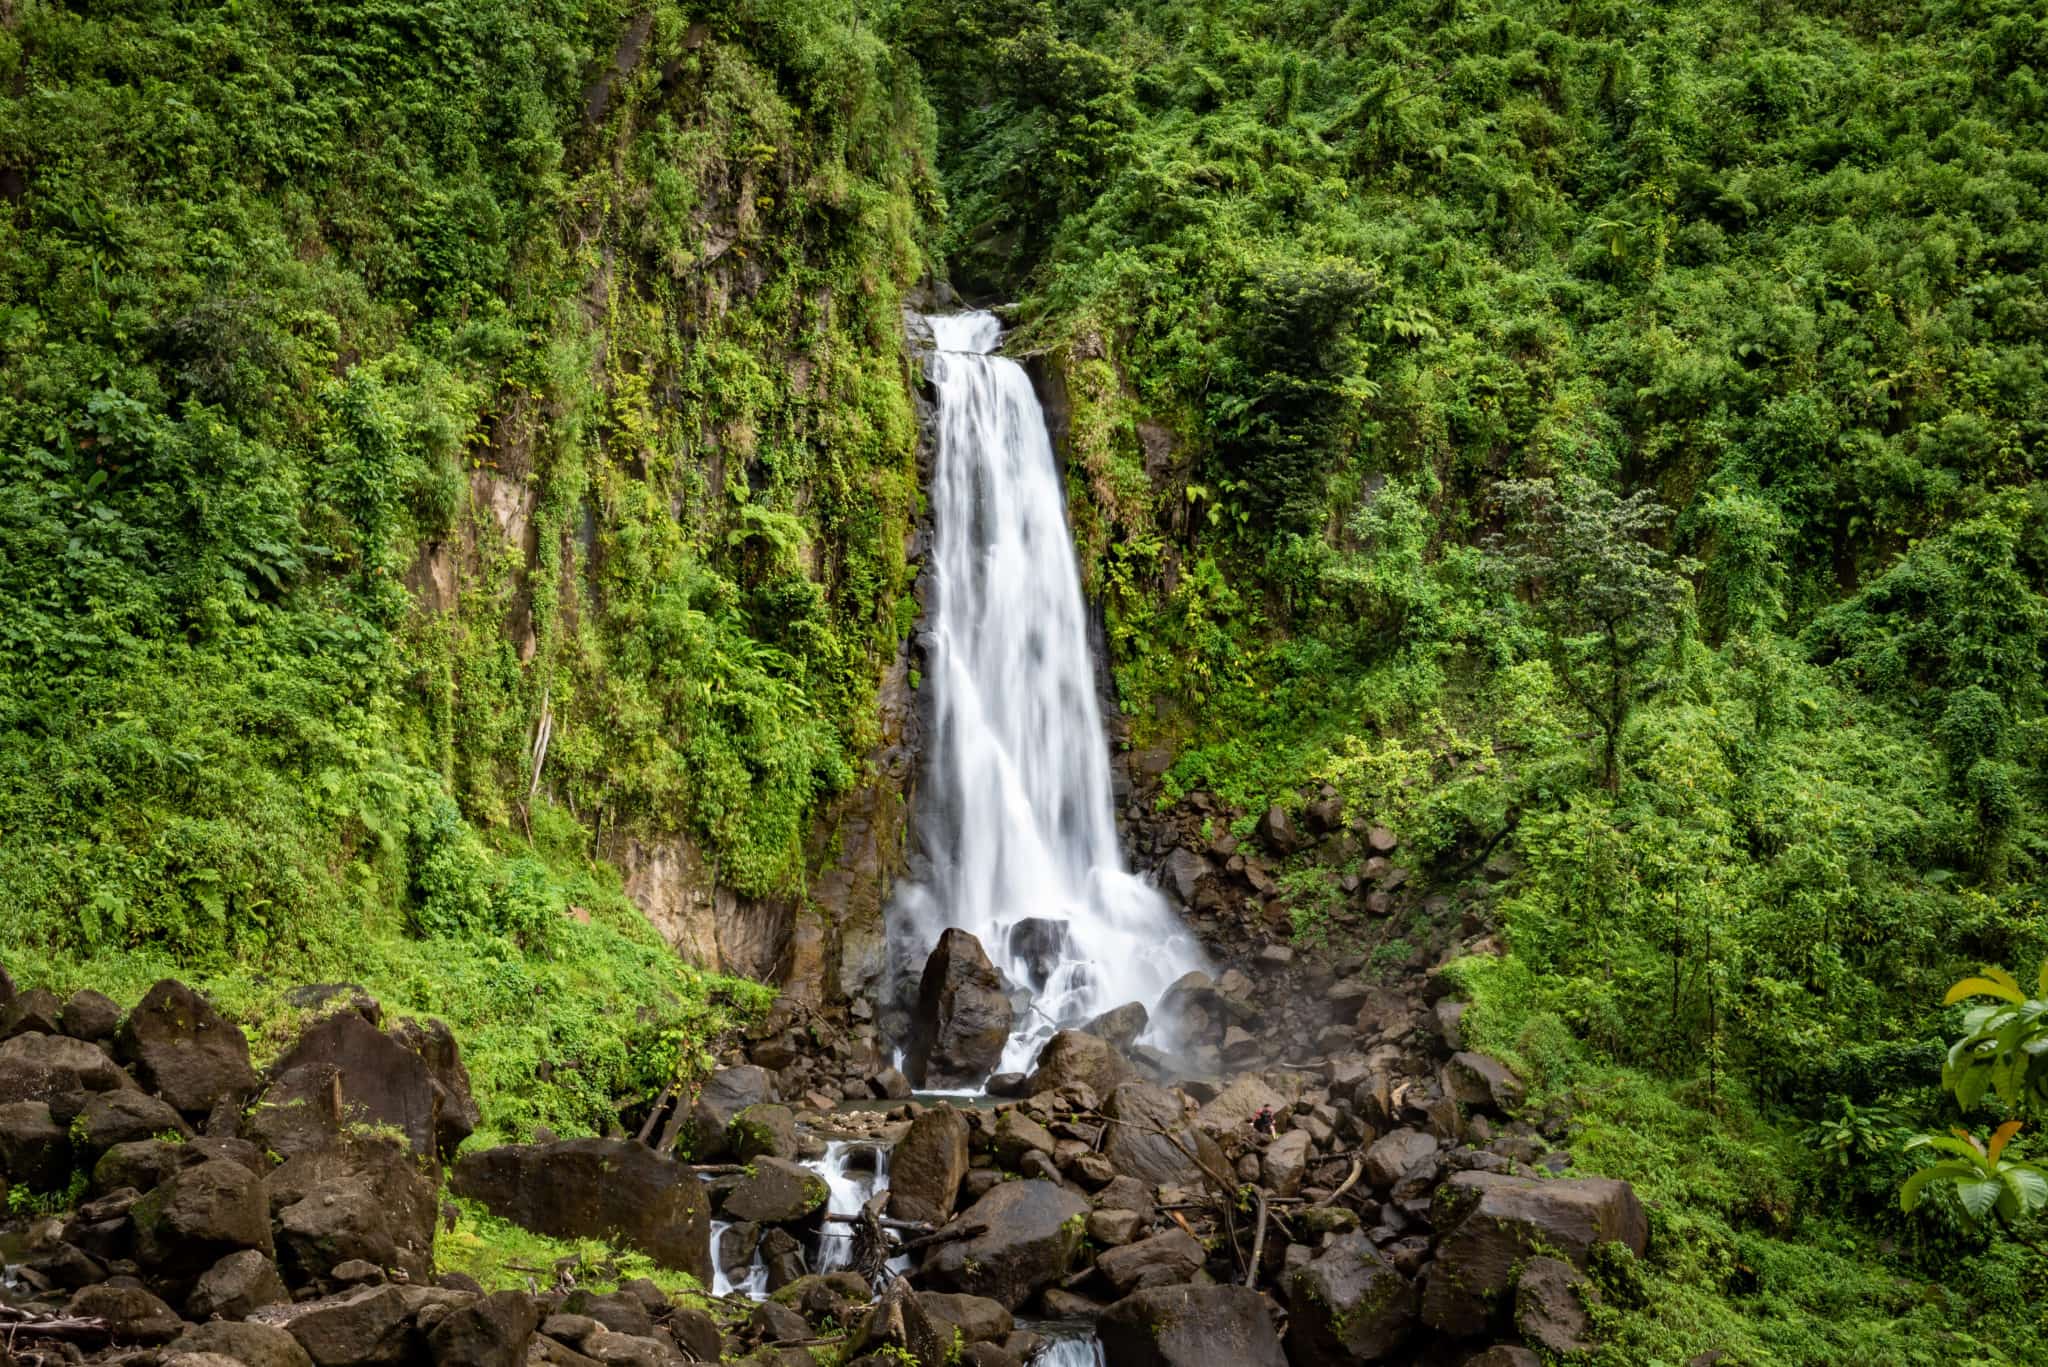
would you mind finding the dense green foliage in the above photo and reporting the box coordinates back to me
[906,0,2048,1356]
[0,0,932,1130]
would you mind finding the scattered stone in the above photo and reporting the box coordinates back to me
[1086,1208,1143,1246]
[722,1156,828,1225]
[1366,825,1398,854]
[1261,1129,1311,1198]
[133,1157,276,1283]
[274,1138,440,1285]
[1082,1002,1149,1052]
[1097,1284,1288,1367]
[992,1109,1056,1169]
[727,1103,798,1161]
[867,1067,912,1101]
[1102,1082,1223,1192]
[1284,1231,1417,1364]
[451,1138,709,1283]
[907,930,1014,1089]
[1095,1229,1206,1296]
[922,1180,1088,1310]
[1365,1129,1439,1189]
[173,1322,315,1367]
[1442,1052,1525,1114]
[117,980,258,1118]
[75,1089,190,1155]
[61,989,124,1042]
[1022,1030,1133,1097]
[1256,806,1301,855]
[428,1292,540,1367]
[846,1279,948,1367]
[69,1283,188,1344]
[1515,1255,1599,1356]
[887,1104,970,1226]
[188,1248,291,1320]
[0,1099,70,1190]
[914,1292,1013,1345]
[253,1285,415,1366]
[677,1066,777,1160]
[0,1031,134,1104]
[1422,1172,1648,1336]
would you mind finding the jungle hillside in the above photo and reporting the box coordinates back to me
[4,0,2048,1362]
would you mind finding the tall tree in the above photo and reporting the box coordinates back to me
[1494,475,1694,792]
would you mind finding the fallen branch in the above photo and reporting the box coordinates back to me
[893,1222,987,1255]
[1243,1188,1271,1289]
[1313,1155,1364,1208]
[0,1307,111,1344]
[820,1213,944,1233]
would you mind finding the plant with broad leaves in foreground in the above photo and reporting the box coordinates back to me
[1900,965,2048,1234]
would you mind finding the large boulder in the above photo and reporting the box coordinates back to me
[913,1292,1013,1345]
[1284,1232,1417,1364]
[1261,1129,1311,1198]
[727,1103,798,1162]
[1082,1003,1148,1053]
[189,1248,292,1321]
[1442,1052,1525,1114]
[2,988,64,1040]
[922,1180,1088,1311]
[118,981,257,1118]
[251,1285,416,1366]
[1514,1255,1599,1357]
[427,1290,541,1367]
[1002,919,1070,992]
[1094,1230,1206,1296]
[673,1065,777,1160]
[721,1157,828,1225]
[1022,1030,1133,1097]
[69,1282,188,1344]
[1421,1172,1648,1336]
[0,1099,71,1189]
[906,930,1013,1089]
[384,1016,480,1157]
[846,1279,949,1367]
[1101,1083,1224,1192]
[257,1013,443,1162]
[75,1089,191,1156]
[887,1105,970,1225]
[61,989,124,1043]
[1364,1129,1438,1189]
[1097,1285,1287,1367]
[451,1139,709,1284]
[0,1031,134,1104]
[274,1138,439,1285]
[173,1321,316,1367]
[133,1157,275,1288]
[1194,1076,1290,1134]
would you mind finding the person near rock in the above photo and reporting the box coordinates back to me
[1251,1104,1276,1137]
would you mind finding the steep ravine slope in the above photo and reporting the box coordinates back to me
[0,2,938,1129]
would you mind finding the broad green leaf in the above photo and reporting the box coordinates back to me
[1944,973,2025,1006]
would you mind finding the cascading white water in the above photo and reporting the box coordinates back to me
[895,311,1206,1079]
[707,1219,767,1299]
[814,1141,900,1275]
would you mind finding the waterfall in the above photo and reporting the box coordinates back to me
[894,311,1206,1080]
[813,1141,903,1276]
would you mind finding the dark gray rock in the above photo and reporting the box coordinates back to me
[1514,1254,1598,1356]
[251,1285,416,1366]
[3,988,64,1040]
[1283,1231,1416,1364]
[727,1103,798,1162]
[1022,1030,1133,1098]
[1097,1284,1287,1367]
[274,1138,439,1285]
[189,1248,292,1321]
[1094,1229,1206,1296]
[0,1031,133,1104]
[907,930,1013,1089]
[61,989,124,1042]
[721,1156,827,1225]
[427,1290,541,1367]
[117,980,257,1118]
[1082,1002,1149,1052]
[171,1319,316,1367]
[450,1139,707,1283]
[1422,1172,1648,1337]
[69,1283,188,1344]
[922,1180,1088,1311]
[76,1089,191,1156]
[887,1105,969,1226]
[133,1157,276,1286]
[913,1292,1013,1345]
[1442,1052,1525,1114]
[673,1065,776,1160]
[1101,1082,1223,1192]
[0,1099,70,1190]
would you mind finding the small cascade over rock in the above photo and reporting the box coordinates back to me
[891,311,1206,1087]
